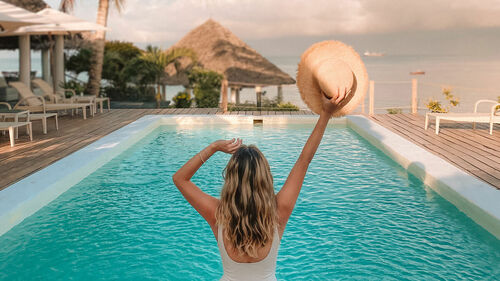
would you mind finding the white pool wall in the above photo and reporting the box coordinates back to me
[0,115,161,237]
[0,114,498,240]
[347,115,500,239]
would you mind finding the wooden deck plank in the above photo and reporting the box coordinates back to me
[370,114,499,189]
[396,114,500,164]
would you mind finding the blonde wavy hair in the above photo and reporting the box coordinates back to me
[215,145,278,258]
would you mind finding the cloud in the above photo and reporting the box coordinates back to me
[46,0,500,42]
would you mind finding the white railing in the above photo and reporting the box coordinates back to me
[362,79,418,115]
[363,78,499,115]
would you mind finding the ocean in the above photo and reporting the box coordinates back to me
[1,51,500,113]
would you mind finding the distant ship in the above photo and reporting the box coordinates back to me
[363,51,385,57]
[410,70,425,75]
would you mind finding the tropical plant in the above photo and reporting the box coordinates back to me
[66,41,142,86]
[426,88,459,113]
[60,0,126,96]
[66,48,92,75]
[386,108,403,114]
[227,100,300,111]
[188,68,223,108]
[172,91,192,108]
[276,102,300,111]
[141,45,197,107]
[105,41,142,60]
[60,80,86,97]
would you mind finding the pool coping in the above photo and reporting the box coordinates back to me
[0,114,499,239]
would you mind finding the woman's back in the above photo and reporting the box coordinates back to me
[217,226,280,281]
[174,97,340,279]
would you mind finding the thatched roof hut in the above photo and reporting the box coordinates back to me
[163,19,295,88]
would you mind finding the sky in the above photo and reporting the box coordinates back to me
[35,0,500,57]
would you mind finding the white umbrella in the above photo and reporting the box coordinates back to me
[0,7,106,36]
[0,1,49,32]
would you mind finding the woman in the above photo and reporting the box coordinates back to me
[172,90,347,280]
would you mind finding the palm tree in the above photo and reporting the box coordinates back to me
[60,0,125,96]
[140,45,197,107]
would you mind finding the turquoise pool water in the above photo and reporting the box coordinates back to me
[1,124,499,280]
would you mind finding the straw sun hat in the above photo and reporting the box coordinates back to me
[297,41,368,117]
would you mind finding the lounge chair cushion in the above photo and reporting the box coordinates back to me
[9,82,43,106]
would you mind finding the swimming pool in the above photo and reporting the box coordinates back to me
[1,120,499,280]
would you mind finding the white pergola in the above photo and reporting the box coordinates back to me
[0,1,50,88]
[0,1,48,32]
[0,6,105,93]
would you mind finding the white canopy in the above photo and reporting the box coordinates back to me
[0,1,49,32]
[0,7,106,36]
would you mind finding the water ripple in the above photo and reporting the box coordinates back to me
[0,125,499,280]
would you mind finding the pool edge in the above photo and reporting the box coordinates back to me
[347,115,500,239]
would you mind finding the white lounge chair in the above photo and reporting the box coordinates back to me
[31,78,79,104]
[33,78,110,114]
[425,99,500,135]
[0,100,58,135]
[0,121,32,147]
[10,82,94,119]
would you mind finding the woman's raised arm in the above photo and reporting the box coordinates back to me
[276,89,348,228]
[172,139,242,228]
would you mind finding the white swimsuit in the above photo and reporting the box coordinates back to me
[217,226,281,281]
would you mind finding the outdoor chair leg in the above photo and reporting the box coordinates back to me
[28,123,32,141]
[490,122,493,135]
[107,99,110,111]
[14,115,18,139]
[424,114,429,130]
[42,117,47,134]
[55,115,59,131]
[8,127,14,147]
[435,118,440,135]
[83,107,87,119]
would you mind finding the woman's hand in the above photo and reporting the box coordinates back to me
[212,138,242,154]
[321,87,349,115]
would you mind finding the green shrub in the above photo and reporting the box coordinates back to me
[104,86,155,102]
[66,48,92,75]
[60,80,86,97]
[173,91,192,108]
[188,68,223,108]
[386,108,403,114]
[227,101,300,111]
[426,88,459,113]
[276,102,299,111]
[105,41,142,61]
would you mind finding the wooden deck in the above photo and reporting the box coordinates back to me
[370,113,499,189]
[0,109,498,190]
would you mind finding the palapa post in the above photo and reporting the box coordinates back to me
[277,85,283,103]
[221,78,228,112]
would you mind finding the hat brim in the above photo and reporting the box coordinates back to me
[297,41,368,117]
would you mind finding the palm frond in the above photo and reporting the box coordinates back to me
[59,0,76,12]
